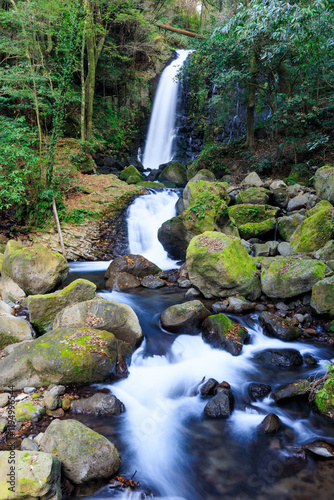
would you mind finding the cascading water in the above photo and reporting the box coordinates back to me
[142,50,191,170]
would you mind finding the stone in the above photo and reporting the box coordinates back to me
[105,254,160,280]
[253,243,270,257]
[71,393,125,415]
[159,161,187,187]
[272,380,310,402]
[314,166,334,204]
[236,187,270,205]
[105,272,141,291]
[204,388,234,418]
[0,418,8,433]
[184,287,201,298]
[287,194,309,211]
[228,204,278,239]
[0,327,124,390]
[34,432,44,446]
[0,393,10,408]
[225,296,255,313]
[0,276,26,305]
[26,278,96,334]
[303,440,334,458]
[315,240,334,262]
[259,311,301,341]
[160,300,210,334]
[241,172,264,187]
[44,390,60,411]
[248,383,271,401]
[290,205,334,253]
[277,242,291,256]
[119,164,143,182]
[186,232,261,300]
[0,451,62,499]
[1,244,69,295]
[24,387,37,394]
[258,413,282,433]
[182,169,216,210]
[311,276,334,315]
[46,408,65,418]
[0,313,34,349]
[21,437,39,451]
[200,378,218,396]
[277,214,306,241]
[270,180,288,208]
[40,419,121,484]
[15,401,45,421]
[61,397,71,411]
[255,349,303,367]
[141,275,165,289]
[261,256,326,298]
[53,298,143,349]
[267,241,280,256]
[202,314,250,356]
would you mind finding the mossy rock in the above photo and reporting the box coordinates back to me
[0,327,123,390]
[3,239,24,259]
[136,181,165,188]
[0,451,62,499]
[290,206,334,253]
[236,187,270,205]
[186,231,261,300]
[160,300,210,334]
[307,200,333,217]
[120,165,143,182]
[126,174,143,184]
[202,313,249,356]
[314,166,334,204]
[277,213,306,241]
[158,161,187,187]
[15,401,45,421]
[0,333,19,350]
[314,364,334,419]
[26,278,97,334]
[311,276,334,315]
[315,240,334,262]
[261,256,326,298]
[183,178,227,210]
[228,204,278,239]
[287,165,313,186]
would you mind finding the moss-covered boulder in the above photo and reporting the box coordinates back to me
[119,164,143,182]
[53,298,143,348]
[159,161,187,187]
[278,213,306,241]
[183,171,217,209]
[228,204,278,239]
[261,256,326,298]
[0,451,62,499]
[0,327,124,390]
[290,205,334,253]
[126,174,143,184]
[15,401,45,421]
[26,279,96,335]
[314,166,334,204]
[259,311,301,341]
[40,419,120,484]
[136,181,165,188]
[236,187,270,205]
[311,277,334,315]
[202,314,249,356]
[105,254,160,279]
[186,232,261,300]
[314,364,334,419]
[315,240,334,262]
[160,300,210,334]
[1,244,69,295]
[307,200,333,217]
[3,239,24,259]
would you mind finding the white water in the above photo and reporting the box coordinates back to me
[127,189,179,270]
[142,50,191,170]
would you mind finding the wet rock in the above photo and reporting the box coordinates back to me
[202,313,250,356]
[177,277,191,288]
[21,437,39,451]
[255,348,303,367]
[71,393,125,415]
[248,383,271,400]
[204,388,234,418]
[200,378,219,396]
[105,254,160,280]
[304,354,318,366]
[160,300,210,334]
[40,419,121,484]
[141,275,165,289]
[272,379,310,402]
[258,413,282,433]
[0,451,62,499]
[259,311,301,341]
[105,272,141,291]
[212,301,228,313]
[303,440,334,458]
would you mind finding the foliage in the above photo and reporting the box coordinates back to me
[187,142,228,178]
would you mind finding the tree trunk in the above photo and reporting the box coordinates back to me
[246,51,257,150]
[52,198,67,260]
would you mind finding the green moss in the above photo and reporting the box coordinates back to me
[290,207,334,253]
[0,333,19,349]
[236,187,270,205]
[119,165,143,182]
[315,364,334,417]
[15,401,44,421]
[137,181,165,188]
[126,174,143,184]
[307,200,333,217]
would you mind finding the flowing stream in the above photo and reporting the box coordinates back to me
[67,49,334,500]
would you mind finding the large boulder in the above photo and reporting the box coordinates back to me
[259,311,301,341]
[53,298,143,348]
[241,172,263,187]
[277,213,306,241]
[159,161,187,187]
[186,232,261,300]
[71,393,125,415]
[315,240,334,262]
[0,276,26,305]
[270,180,288,208]
[236,187,270,205]
[0,302,34,348]
[202,313,249,356]
[203,388,234,418]
[160,300,210,334]
[0,327,124,390]
[311,277,334,315]
[255,348,303,367]
[290,205,334,253]
[314,166,334,204]
[105,272,141,291]
[26,279,97,334]
[105,254,160,280]
[0,451,62,499]
[40,419,120,484]
[261,256,326,298]
[228,204,278,239]
[1,244,69,295]
[119,165,143,182]
[183,170,216,210]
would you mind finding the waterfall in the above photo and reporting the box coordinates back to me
[142,50,192,170]
[127,189,179,270]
